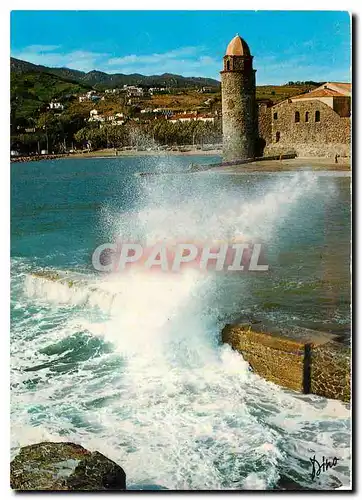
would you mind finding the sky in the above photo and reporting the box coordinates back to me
[10,10,351,84]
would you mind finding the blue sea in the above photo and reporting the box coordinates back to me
[11,155,351,490]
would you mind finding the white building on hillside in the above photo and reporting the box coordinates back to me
[168,112,215,124]
[49,101,64,111]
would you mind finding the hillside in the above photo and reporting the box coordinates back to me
[11,57,319,103]
[10,57,221,90]
[11,70,92,123]
[256,84,318,103]
[10,56,321,156]
[128,84,318,112]
[10,58,320,118]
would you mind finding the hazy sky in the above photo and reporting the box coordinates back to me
[10,10,351,84]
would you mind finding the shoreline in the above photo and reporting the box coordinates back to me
[71,149,222,158]
[202,157,351,173]
[11,148,222,164]
[11,150,351,173]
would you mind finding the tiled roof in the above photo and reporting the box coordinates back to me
[292,88,346,100]
[329,82,352,92]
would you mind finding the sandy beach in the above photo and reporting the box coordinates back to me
[203,157,351,173]
[69,148,222,158]
[11,149,351,173]
[11,148,222,164]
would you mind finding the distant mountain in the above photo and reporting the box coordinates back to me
[10,57,221,89]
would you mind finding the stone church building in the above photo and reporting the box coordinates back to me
[221,35,351,160]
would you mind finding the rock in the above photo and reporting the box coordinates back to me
[29,270,88,289]
[10,442,126,491]
[11,154,63,163]
[276,475,314,490]
[31,270,61,282]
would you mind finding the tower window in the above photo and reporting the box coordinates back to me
[305,112,309,122]
[276,131,280,142]
[273,112,278,120]
[226,60,230,71]
[295,111,300,123]
[315,110,320,122]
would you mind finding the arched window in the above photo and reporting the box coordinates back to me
[276,131,280,143]
[315,110,320,122]
[273,112,278,120]
[226,60,230,71]
[295,111,300,123]
[305,112,309,122]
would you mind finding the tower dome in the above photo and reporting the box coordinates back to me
[221,34,256,162]
[225,35,251,57]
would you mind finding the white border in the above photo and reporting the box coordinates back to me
[2,2,358,498]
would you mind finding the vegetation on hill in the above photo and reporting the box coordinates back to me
[138,83,318,111]
[74,120,222,150]
[10,71,96,152]
[140,90,220,111]
[256,84,318,103]
[11,71,92,127]
[10,56,320,156]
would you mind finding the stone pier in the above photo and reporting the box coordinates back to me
[222,323,350,402]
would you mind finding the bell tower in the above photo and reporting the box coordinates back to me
[221,35,256,161]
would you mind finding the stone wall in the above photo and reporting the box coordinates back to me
[222,323,350,402]
[311,342,351,401]
[256,103,272,155]
[263,99,351,158]
[222,324,305,391]
[333,96,351,118]
[264,142,351,158]
[221,63,256,161]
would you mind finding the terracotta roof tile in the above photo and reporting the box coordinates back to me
[292,88,346,100]
[329,82,352,91]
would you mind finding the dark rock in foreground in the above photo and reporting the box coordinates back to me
[10,442,126,491]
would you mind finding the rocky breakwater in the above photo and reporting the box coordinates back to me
[10,442,126,491]
[222,323,350,402]
[11,154,65,163]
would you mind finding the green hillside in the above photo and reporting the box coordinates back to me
[256,84,318,103]
[10,56,321,156]
[11,70,92,125]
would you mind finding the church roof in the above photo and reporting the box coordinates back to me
[225,35,251,57]
[328,82,352,94]
[291,82,351,101]
[292,88,346,99]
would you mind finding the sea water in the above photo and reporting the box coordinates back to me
[11,156,351,490]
